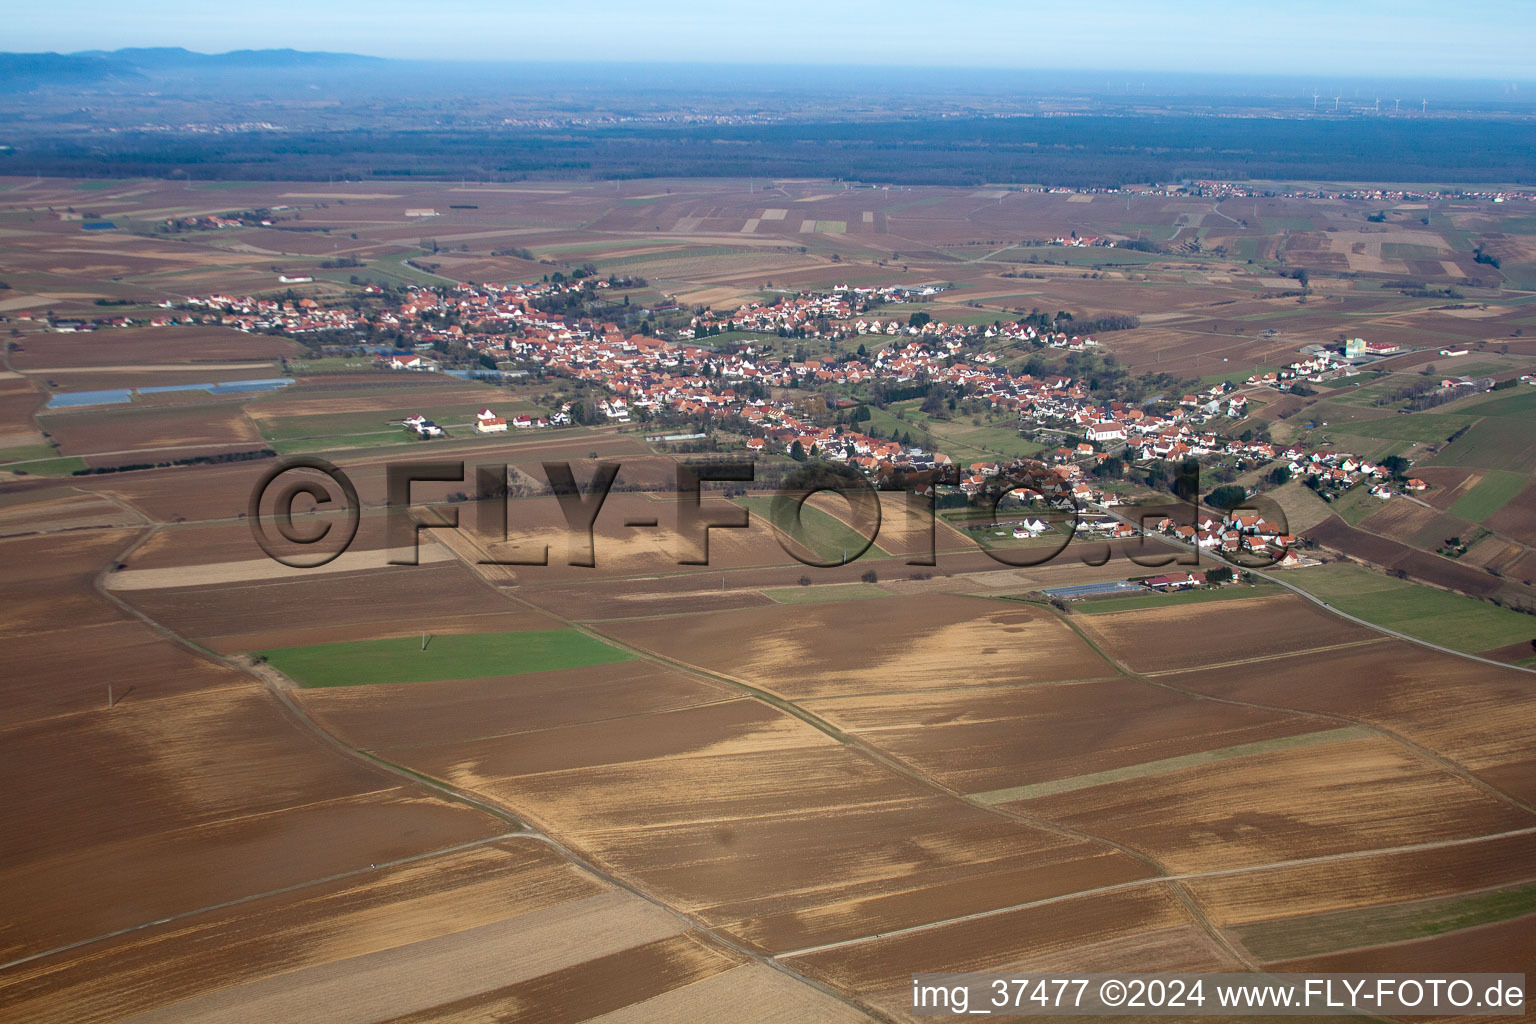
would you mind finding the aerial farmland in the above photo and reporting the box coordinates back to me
[4,38,1536,1020]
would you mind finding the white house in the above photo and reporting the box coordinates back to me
[1086,421,1127,443]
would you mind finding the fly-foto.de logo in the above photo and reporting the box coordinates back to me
[247,455,1286,571]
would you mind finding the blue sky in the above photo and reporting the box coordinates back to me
[9,0,1535,79]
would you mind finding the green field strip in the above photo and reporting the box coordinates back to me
[1325,412,1478,443]
[257,629,634,688]
[1283,564,1536,652]
[1458,389,1536,419]
[969,726,1372,805]
[0,443,64,464]
[0,455,91,476]
[1446,469,1529,521]
[732,495,892,560]
[1233,880,1536,962]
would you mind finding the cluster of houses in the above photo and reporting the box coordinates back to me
[686,289,873,340]
[176,276,607,340]
[1181,181,1535,204]
[1125,425,1429,501]
[473,407,557,433]
[28,309,191,332]
[686,284,1099,354]
[853,316,1097,354]
[168,213,255,230]
[156,284,1447,509]
[950,455,1137,527]
[178,293,359,334]
[1147,509,1313,567]
[1245,351,1358,392]
[164,282,1253,484]
[1238,337,1416,394]
[401,407,561,439]
[403,414,443,438]
[1048,235,1113,247]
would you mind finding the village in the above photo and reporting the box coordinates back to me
[23,277,1467,538]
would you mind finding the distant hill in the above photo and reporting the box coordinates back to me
[75,47,386,69]
[0,52,144,88]
[0,47,384,89]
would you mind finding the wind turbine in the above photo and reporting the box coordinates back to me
[1312,91,1320,110]
[1422,98,1428,114]
[1394,98,1401,113]
[1333,93,1342,112]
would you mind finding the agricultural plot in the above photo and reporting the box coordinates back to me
[8,325,301,369]
[1487,481,1536,547]
[296,659,732,752]
[78,457,295,522]
[0,530,249,724]
[763,582,889,603]
[1430,408,1536,473]
[1158,639,1536,802]
[1445,468,1528,521]
[0,530,514,970]
[258,629,634,688]
[1414,465,1486,509]
[935,423,1050,461]
[733,494,890,564]
[1335,411,1479,443]
[122,560,566,652]
[1071,592,1373,674]
[1186,829,1536,929]
[0,488,144,538]
[7,178,1536,1018]
[1458,388,1536,420]
[1014,733,1531,873]
[244,374,513,419]
[804,676,1314,795]
[1,696,501,963]
[0,376,46,449]
[1355,496,1442,537]
[1270,914,1536,974]
[598,594,1113,700]
[1263,479,1335,534]
[1,838,867,1024]
[377,695,1154,953]
[1230,881,1536,963]
[1286,562,1536,653]
[40,366,284,401]
[41,402,265,460]
[1302,515,1507,598]
[455,488,793,582]
[792,886,1224,1019]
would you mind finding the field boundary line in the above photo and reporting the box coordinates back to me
[0,832,525,974]
[969,726,1373,805]
[96,525,897,1023]
[776,825,1536,960]
[1140,637,1387,675]
[1048,606,1536,819]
